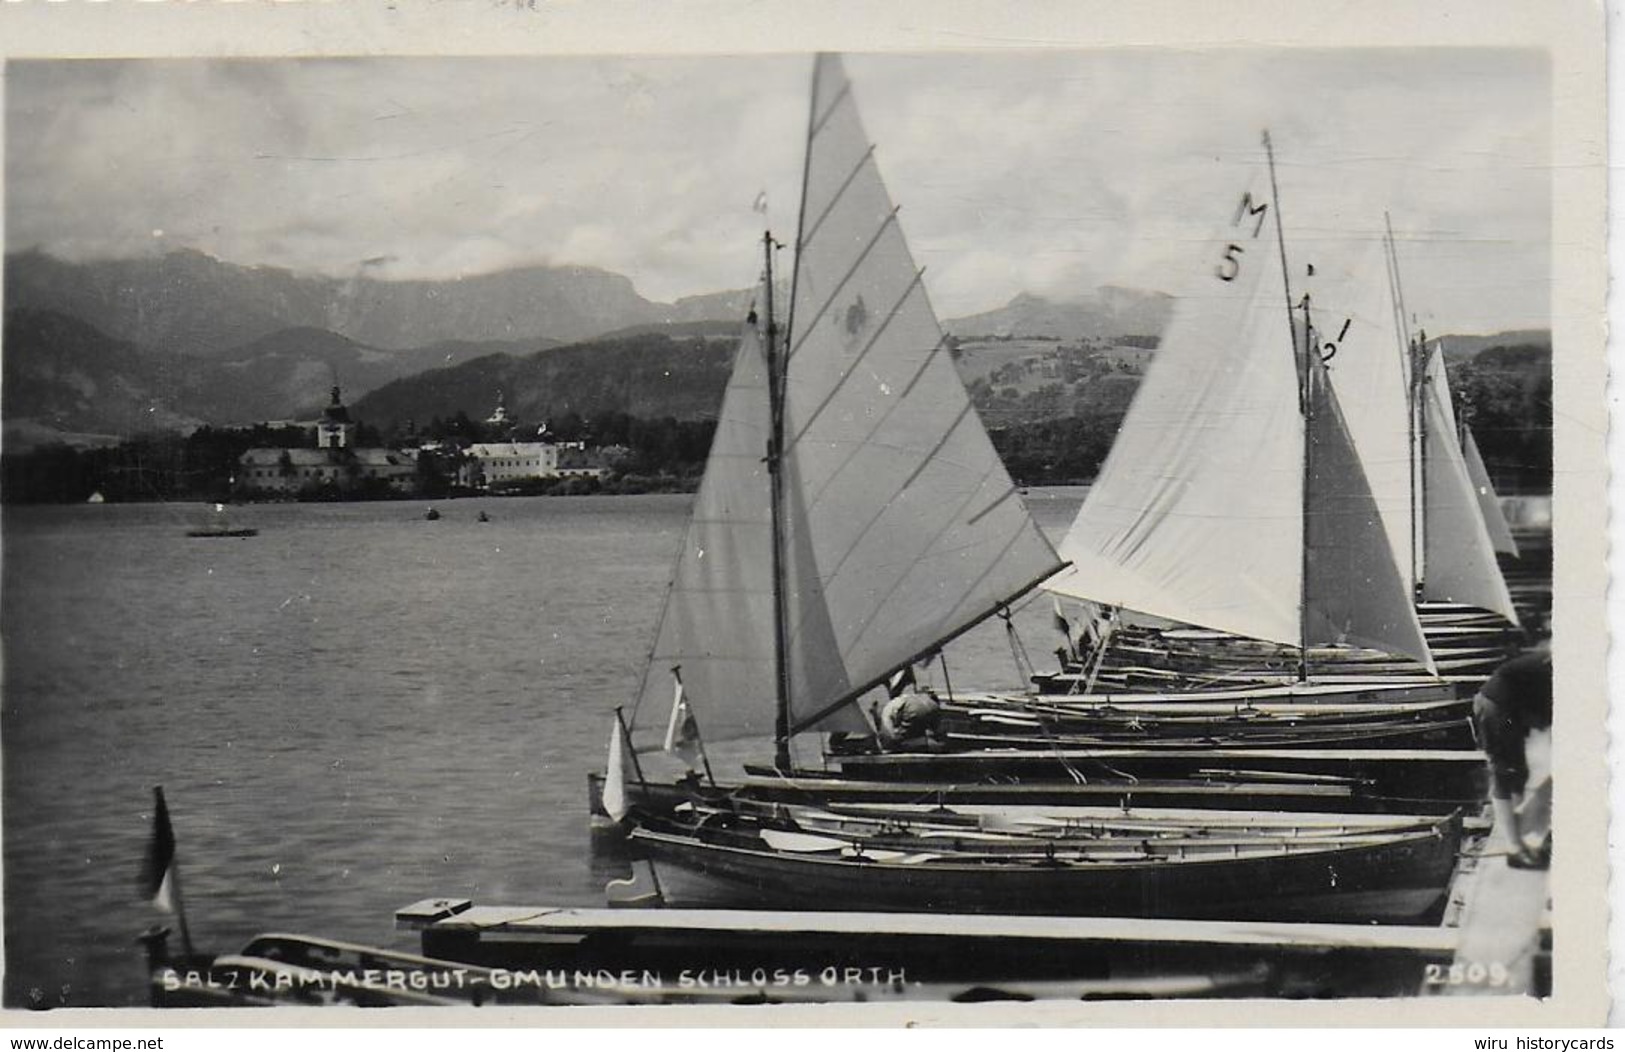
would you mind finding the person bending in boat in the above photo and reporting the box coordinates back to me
[1473,618,1553,870]
[875,689,947,753]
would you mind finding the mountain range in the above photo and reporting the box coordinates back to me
[1,249,1550,449]
[5,248,756,356]
[946,287,1175,341]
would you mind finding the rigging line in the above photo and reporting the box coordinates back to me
[784,268,926,452]
[789,560,1064,735]
[800,144,878,252]
[1262,129,1310,682]
[1386,213,1414,356]
[786,209,902,361]
[1001,608,1035,684]
[782,53,824,409]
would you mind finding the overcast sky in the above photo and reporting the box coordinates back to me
[6,49,1549,332]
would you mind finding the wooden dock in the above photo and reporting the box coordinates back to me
[396,897,1463,1000]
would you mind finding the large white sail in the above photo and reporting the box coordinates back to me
[1463,426,1521,556]
[779,54,1064,734]
[1419,350,1521,623]
[1046,151,1431,669]
[632,311,779,741]
[1045,164,1303,645]
[633,55,1063,745]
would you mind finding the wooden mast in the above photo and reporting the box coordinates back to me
[1383,213,1422,595]
[1262,131,1309,684]
[1415,325,1430,599]
[763,229,793,774]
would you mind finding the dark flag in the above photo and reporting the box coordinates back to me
[139,786,194,955]
[139,787,177,912]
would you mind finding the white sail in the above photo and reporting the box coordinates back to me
[1419,350,1521,623]
[633,312,779,740]
[779,54,1064,734]
[1463,426,1521,556]
[1304,349,1433,666]
[633,55,1063,744]
[1307,239,1417,592]
[1046,164,1302,645]
[1047,152,1432,669]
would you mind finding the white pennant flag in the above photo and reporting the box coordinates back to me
[602,718,629,823]
[663,674,704,773]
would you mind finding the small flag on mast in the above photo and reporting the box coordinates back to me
[663,669,706,774]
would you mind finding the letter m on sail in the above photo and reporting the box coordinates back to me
[1235,192,1269,238]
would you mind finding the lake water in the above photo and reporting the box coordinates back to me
[1,489,1087,1008]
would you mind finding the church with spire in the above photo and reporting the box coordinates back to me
[235,385,417,497]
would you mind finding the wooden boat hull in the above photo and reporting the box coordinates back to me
[941,696,1476,750]
[828,748,1489,804]
[630,815,1462,925]
[586,765,1469,828]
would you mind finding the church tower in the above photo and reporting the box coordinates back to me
[317,386,356,450]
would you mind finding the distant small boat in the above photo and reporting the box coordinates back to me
[477,511,490,523]
[425,507,441,521]
[187,503,257,538]
[86,491,106,505]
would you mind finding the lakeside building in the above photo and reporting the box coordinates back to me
[462,440,608,488]
[236,387,418,497]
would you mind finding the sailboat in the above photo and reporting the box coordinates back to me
[1459,415,1521,559]
[1039,137,1434,681]
[611,52,1064,779]
[604,64,1464,921]
[1371,215,1523,625]
[1411,339,1522,626]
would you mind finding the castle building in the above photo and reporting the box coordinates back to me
[236,387,416,497]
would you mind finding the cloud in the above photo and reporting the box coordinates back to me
[6,49,1549,332]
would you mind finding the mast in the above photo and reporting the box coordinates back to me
[1262,130,1309,683]
[1384,214,1420,592]
[762,230,793,774]
[1415,326,1430,597]
[1385,213,1423,598]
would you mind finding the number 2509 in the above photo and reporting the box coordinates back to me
[1424,961,1510,986]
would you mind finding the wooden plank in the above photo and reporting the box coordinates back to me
[396,902,1461,954]
[1439,849,1549,996]
[396,897,473,924]
[837,747,1486,765]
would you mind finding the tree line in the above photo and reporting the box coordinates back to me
[1,346,1552,502]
